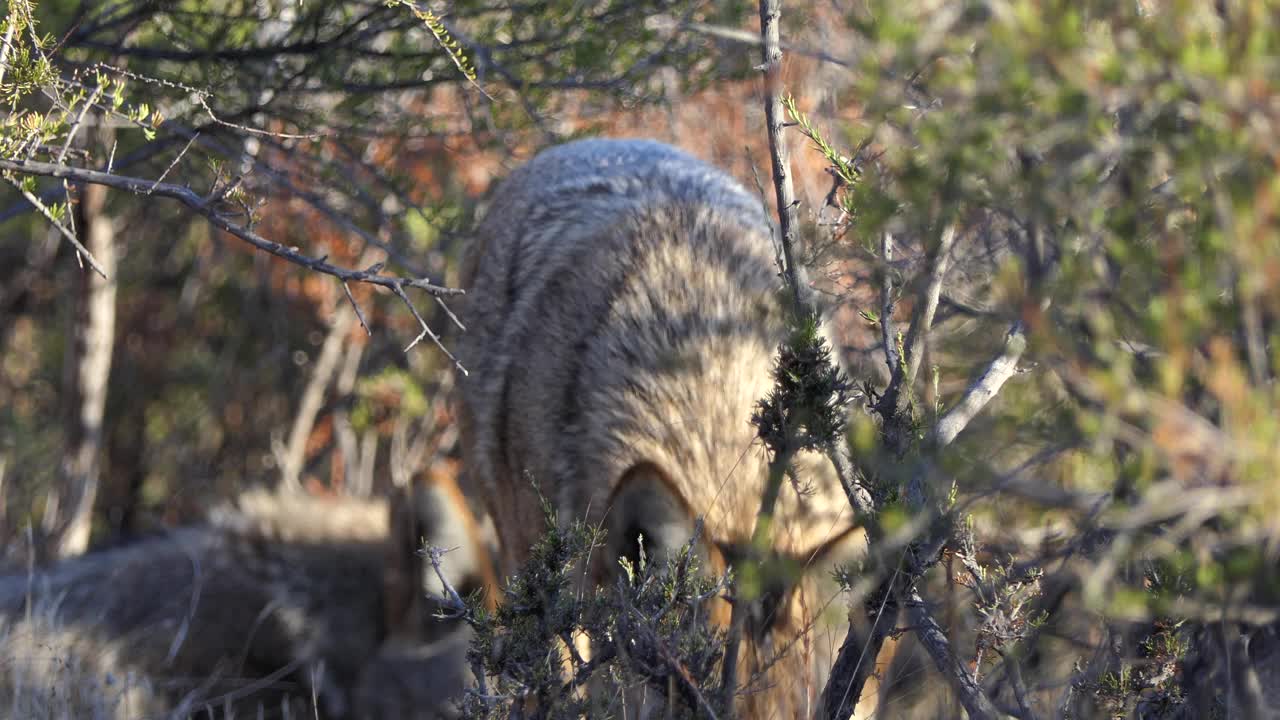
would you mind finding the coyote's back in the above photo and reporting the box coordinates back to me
[458,139,863,716]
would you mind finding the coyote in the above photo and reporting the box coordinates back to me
[0,480,488,719]
[457,138,866,716]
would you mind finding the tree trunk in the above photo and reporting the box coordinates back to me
[54,176,117,559]
[278,306,355,490]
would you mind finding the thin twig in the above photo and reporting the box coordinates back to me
[193,92,321,139]
[391,284,466,374]
[645,14,851,68]
[434,294,466,332]
[148,132,200,194]
[55,84,104,165]
[1,173,108,277]
[758,0,805,316]
[424,544,469,615]
[877,224,957,418]
[0,159,459,294]
[0,157,464,361]
[901,223,957,387]
[880,231,898,374]
[342,282,371,336]
[0,15,16,89]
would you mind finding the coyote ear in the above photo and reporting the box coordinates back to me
[416,471,499,608]
[385,470,500,639]
[606,463,705,573]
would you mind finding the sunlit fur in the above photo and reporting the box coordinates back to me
[457,138,866,717]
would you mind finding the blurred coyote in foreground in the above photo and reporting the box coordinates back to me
[458,138,865,716]
[0,481,487,720]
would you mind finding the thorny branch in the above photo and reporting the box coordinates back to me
[0,157,466,372]
[423,543,469,617]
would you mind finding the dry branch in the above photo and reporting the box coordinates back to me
[756,0,872,520]
[0,174,109,278]
[0,157,466,371]
[758,0,803,315]
[904,589,1000,720]
[933,321,1027,448]
[900,223,956,387]
[879,231,898,375]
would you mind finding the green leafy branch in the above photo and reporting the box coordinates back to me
[386,0,492,101]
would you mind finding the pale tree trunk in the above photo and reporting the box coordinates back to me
[54,175,118,559]
[278,305,355,490]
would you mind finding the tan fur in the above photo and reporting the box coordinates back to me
[0,488,478,719]
[457,138,867,717]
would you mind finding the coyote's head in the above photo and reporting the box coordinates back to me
[601,456,865,717]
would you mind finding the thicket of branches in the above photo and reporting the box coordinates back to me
[0,0,745,561]
[2,0,1278,718]
[437,2,1280,718]
[794,1,1278,716]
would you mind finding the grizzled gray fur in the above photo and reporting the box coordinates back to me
[457,138,866,717]
[0,487,481,720]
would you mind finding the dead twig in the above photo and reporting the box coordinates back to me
[0,157,465,368]
[758,0,804,315]
[1,173,108,277]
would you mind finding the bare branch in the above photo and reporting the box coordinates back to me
[1,173,108,278]
[877,224,957,419]
[391,284,466,375]
[279,307,356,491]
[903,589,1000,720]
[423,544,469,616]
[0,15,15,89]
[0,158,459,295]
[55,85,104,165]
[758,0,805,315]
[826,439,874,517]
[148,132,199,194]
[901,223,956,387]
[0,157,464,358]
[880,231,898,374]
[342,282,371,336]
[932,321,1027,448]
[192,92,321,139]
[645,14,851,68]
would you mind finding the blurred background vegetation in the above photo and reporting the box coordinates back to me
[1,0,765,555]
[2,0,1278,716]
